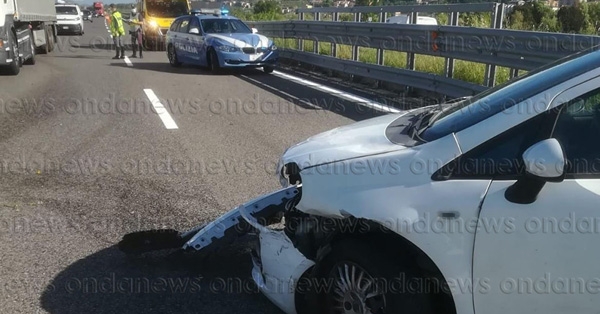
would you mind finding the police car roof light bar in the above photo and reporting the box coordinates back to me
[190,9,221,16]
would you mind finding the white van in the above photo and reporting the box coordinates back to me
[55,4,84,35]
[387,14,438,25]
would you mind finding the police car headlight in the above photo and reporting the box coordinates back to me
[269,45,277,51]
[216,45,240,53]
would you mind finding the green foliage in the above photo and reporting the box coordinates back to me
[253,0,281,15]
[557,5,587,33]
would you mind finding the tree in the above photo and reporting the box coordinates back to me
[506,0,559,31]
[557,5,587,33]
[253,0,280,15]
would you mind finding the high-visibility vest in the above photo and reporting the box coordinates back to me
[110,11,125,37]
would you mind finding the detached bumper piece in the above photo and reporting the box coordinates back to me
[118,186,300,255]
[183,186,299,252]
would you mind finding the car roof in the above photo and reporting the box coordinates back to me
[178,14,240,21]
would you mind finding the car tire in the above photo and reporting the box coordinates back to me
[47,27,55,52]
[208,50,221,73]
[38,26,50,54]
[263,66,274,74]
[2,32,21,75]
[24,31,36,65]
[315,238,434,314]
[167,44,181,67]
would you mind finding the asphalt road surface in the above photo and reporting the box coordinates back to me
[0,19,394,314]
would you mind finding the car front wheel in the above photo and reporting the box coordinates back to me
[263,66,274,74]
[167,44,181,67]
[208,50,221,73]
[316,238,434,314]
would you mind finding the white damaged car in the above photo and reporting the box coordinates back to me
[120,47,600,314]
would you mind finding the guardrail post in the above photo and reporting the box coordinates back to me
[444,12,459,78]
[332,12,339,57]
[314,12,320,54]
[352,13,361,61]
[483,3,505,87]
[298,12,304,51]
[377,12,386,66]
[406,12,418,71]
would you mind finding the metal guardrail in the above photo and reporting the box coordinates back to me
[280,49,486,98]
[254,20,600,97]
[297,2,497,14]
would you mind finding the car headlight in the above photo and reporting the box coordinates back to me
[269,45,277,51]
[76,17,81,21]
[148,20,158,28]
[216,45,240,53]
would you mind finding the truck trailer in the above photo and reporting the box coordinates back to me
[0,0,57,75]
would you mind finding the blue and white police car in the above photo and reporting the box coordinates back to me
[165,9,278,73]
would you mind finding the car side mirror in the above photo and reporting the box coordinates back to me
[252,28,258,34]
[505,139,565,204]
[189,27,200,35]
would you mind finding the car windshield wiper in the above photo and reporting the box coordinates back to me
[407,107,442,141]
[424,96,473,128]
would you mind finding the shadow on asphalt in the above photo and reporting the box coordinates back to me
[40,239,283,314]
[54,55,113,60]
[236,73,385,122]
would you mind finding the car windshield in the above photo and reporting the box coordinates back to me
[419,47,600,142]
[146,0,188,18]
[201,19,251,34]
[56,6,78,15]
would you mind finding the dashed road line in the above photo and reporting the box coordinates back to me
[143,89,179,130]
[272,70,401,113]
[123,56,133,67]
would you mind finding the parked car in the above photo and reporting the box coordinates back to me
[165,9,278,73]
[82,9,93,21]
[55,4,84,35]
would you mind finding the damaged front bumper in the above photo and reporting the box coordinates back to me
[182,186,313,314]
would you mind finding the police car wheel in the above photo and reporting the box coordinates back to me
[263,66,274,74]
[168,45,181,67]
[208,50,220,73]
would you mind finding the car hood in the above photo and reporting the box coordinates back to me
[207,33,270,48]
[282,113,409,170]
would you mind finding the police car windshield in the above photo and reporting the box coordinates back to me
[201,19,251,34]
[146,1,188,18]
[56,6,78,15]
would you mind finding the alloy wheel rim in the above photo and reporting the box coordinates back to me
[329,262,386,314]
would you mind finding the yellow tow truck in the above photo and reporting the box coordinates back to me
[137,0,190,50]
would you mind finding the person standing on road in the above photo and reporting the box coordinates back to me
[125,7,143,59]
[108,4,126,60]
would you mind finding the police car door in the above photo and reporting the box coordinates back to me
[186,17,203,62]
[175,17,191,62]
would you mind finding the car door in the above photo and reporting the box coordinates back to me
[186,17,203,63]
[473,77,600,314]
[174,17,191,61]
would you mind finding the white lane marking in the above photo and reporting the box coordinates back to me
[143,89,179,130]
[240,75,321,109]
[123,56,133,67]
[272,70,401,114]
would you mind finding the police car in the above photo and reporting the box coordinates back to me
[165,9,278,73]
